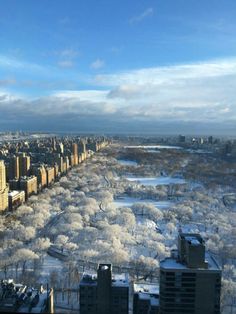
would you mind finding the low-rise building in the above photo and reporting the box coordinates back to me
[133,283,159,314]
[19,176,37,199]
[8,190,25,210]
[0,279,54,313]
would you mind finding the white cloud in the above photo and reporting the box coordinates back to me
[1,57,236,132]
[90,58,105,70]
[129,8,154,24]
[58,49,79,59]
[0,55,45,72]
[58,60,75,68]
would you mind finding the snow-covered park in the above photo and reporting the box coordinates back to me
[0,142,235,311]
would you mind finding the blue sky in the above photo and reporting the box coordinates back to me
[1,0,236,134]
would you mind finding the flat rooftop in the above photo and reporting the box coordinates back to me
[134,283,159,295]
[8,190,24,197]
[80,273,129,287]
[134,283,159,307]
[160,252,221,271]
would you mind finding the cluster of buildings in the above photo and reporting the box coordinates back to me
[0,280,53,313]
[0,233,222,313]
[0,136,109,211]
[79,233,221,314]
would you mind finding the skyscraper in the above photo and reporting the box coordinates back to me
[159,233,221,314]
[0,160,8,211]
[8,155,20,180]
[79,264,129,314]
[18,153,31,177]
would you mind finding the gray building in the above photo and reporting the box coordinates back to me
[133,283,159,314]
[159,233,221,314]
[79,263,129,314]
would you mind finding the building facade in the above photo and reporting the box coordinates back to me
[79,264,129,314]
[8,155,20,180]
[159,233,221,314]
[8,190,25,210]
[19,153,31,177]
[19,176,37,199]
[0,160,8,211]
[133,283,159,314]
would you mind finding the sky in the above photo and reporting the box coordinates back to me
[0,0,236,134]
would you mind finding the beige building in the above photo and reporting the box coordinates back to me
[8,190,25,210]
[56,155,64,173]
[0,160,8,211]
[69,154,75,167]
[72,143,79,165]
[54,164,59,178]
[32,165,47,189]
[46,166,55,186]
[19,176,37,199]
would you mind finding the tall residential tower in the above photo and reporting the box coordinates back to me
[159,233,221,314]
[0,160,8,211]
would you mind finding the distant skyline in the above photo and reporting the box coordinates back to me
[1,0,236,134]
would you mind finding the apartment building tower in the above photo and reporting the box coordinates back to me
[18,153,31,177]
[79,264,129,314]
[159,233,221,314]
[8,155,20,180]
[0,160,8,211]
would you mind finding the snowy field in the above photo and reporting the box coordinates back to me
[125,176,186,186]
[114,197,172,209]
[0,143,235,312]
[117,159,138,166]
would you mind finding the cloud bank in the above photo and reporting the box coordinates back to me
[0,58,236,134]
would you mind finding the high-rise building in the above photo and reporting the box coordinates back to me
[159,233,221,314]
[78,140,86,154]
[18,153,31,177]
[178,135,186,143]
[72,143,78,165]
[8,155,20,180]
[46,166,55,186]
[79,264,129,314]
[0,160,8,211]
[0,160,6,191]
[72,143,78,156]
[31,165,47,189]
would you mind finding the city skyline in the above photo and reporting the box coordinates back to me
[1,0,236,134]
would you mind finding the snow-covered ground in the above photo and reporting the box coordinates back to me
[125,176,186,186]
[114,196,172,209]
[124,145,182,150]
[117,159,138,166]
[39,255,63,283]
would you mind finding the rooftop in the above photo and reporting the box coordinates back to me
[80,272,129,288]
[160,252,221,271]
[134,283,159,307]
[133,283,159,295]
[8,190,25,197]
[0,279,51,313]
